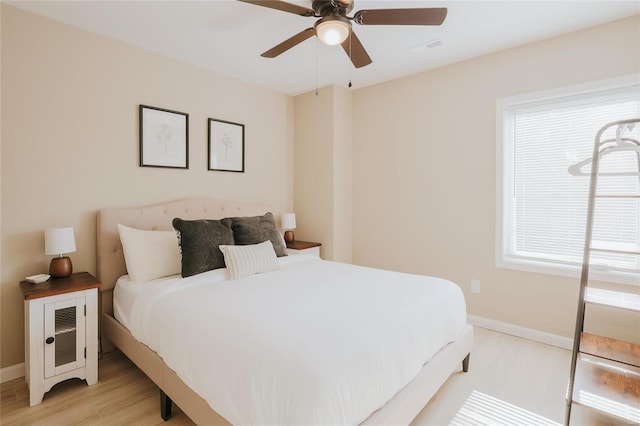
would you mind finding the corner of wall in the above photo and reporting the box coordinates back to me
[293,85,353,262]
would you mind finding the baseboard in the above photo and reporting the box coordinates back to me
[1,362,24,383]
[467,314,573,350]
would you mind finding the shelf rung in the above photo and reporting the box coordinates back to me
[584,288,640,312]
[590,247,640,255]
[55,326,77,335]
[594,194,640,199]
[595,171,640,177]
[572,354,640,423]
[590,241,640,256]
[590,240,640,254]
[580,333,640,368]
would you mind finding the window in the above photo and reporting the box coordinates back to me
[496,76,640,285]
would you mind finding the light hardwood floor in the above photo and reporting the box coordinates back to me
[0,327,628,425]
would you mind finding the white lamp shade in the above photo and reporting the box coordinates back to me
[45,227,76,255]
[316,19,350,46]
[281,213,296,230]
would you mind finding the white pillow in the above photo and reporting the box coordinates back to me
[117,224,181,283]
[219,240,280,280]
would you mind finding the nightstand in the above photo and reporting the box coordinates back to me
[286,240,321,257]
[20,272,100,406]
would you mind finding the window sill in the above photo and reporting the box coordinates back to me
[496,257,639,286]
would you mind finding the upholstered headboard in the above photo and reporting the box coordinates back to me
[97,197,271,315]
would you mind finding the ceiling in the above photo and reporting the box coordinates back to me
[9,1,640,96]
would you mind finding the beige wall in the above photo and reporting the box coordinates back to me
[294,87,334,259]
[351,15,640,341]
[2,4,638,372]
[331,86,353,263]
[1,5,294,368]
[293,85,352,263]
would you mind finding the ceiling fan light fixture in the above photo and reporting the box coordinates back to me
[314,16,351,46]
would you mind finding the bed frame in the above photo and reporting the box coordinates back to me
[97,197,474,425]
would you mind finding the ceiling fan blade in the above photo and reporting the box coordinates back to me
[341,31,372,69]
[237,0,315,17]
[354,8,447,26]
[261,28,315,58]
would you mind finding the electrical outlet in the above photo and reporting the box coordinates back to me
[471,279,481,294]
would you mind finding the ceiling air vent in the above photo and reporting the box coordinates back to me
[408,38,444,52]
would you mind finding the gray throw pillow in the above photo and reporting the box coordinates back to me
[172,217,234,277]
[230,212,287,257]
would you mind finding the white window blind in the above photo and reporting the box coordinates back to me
[498,78,640,283]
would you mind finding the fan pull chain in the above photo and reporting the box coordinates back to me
[315,38,319,96]
[348,31,353,88]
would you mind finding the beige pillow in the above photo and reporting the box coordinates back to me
[117,224,181,283]
[219,240,280,280]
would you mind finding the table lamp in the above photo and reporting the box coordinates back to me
[45,227,76,278]
[281,213,296,244]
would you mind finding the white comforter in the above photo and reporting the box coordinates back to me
[115,255,467,425]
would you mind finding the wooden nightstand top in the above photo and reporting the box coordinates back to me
[286,240,321,250]
[20,272,101,300]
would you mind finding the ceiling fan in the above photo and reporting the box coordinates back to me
[238,0,447,68]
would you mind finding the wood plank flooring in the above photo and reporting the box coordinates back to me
[1,327,632,425]
[1,352,192,425]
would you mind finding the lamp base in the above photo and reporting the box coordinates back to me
[49,257,73,278]
[284,230,295,244]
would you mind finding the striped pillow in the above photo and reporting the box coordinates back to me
[219,240,280,280]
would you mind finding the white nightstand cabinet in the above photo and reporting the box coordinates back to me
[286,241,321,258]
[20,273,100,406]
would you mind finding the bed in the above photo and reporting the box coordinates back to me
[97,197,473,425]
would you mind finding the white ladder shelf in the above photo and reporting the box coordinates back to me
[565,118,640,425]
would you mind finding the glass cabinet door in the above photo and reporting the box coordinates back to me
[44,297,86,378]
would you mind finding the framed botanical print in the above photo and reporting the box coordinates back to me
[208,118,244,172]
[139,105,189,169]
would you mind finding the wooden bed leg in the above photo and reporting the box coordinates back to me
[100,335,115,354]
[160,390,173,421]
[462,353,470,372]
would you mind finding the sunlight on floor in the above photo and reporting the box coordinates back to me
[577,390,640,423]
[450,390,560,426]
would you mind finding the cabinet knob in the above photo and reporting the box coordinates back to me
[45,337,55,344]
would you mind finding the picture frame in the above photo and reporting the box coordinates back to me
[208,118,245,173]
[139,105,189,169]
